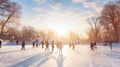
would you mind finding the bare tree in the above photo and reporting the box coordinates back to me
[100,2,120,42]
[99,17,115,42]
[0,0,21,38]
[6,27,21,41]
[21,26,36,41]
[88,17,101,42]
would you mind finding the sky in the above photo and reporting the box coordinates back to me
[11,0,115,34]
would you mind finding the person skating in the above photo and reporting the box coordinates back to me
[72,42,75,49]
[41,40,44,48]
[35,39,39,48]
[90,42,95,52]
[45,40,49,51]
[69,42,72,48]
[32,41,35,48]
[0,39,2,48]
[59,42,63,54]
[36,42,39,48]
[57,41,62,54]
[21,41,25,50]
[51,41,54,51]
[16,40,19,45]
[109,42,112,50]
[93,42,97,49]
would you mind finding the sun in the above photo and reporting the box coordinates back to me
[56,28,67,36]
[53,26,69,37]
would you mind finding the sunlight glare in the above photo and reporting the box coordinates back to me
[53,26,69,37]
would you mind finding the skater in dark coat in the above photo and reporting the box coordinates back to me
[41,40,44,48]
[32,41,35,48]
[35,39,39,48]
[51,41,54,51]
[0,39,2,48]
[21,41,25,50]
[109,42,112,50]
[45,40,49,51]
[36,42,39,48]
[90,42,95,52]
[93,42,97,49]
[16,40,19,45]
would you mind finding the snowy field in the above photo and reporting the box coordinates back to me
[0,42,120,67]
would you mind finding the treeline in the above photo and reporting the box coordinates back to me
[6,27,82,42]
[87,0,120,43]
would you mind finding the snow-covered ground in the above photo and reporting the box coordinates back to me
[0,42,120,67]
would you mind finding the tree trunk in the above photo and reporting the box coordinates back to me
[0,14,11,38]
[114,29,118,42]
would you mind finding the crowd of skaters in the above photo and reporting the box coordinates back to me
[32,39,63,52]
[90,41,113,52]
[21,40,113,52]
[0,39,113,52]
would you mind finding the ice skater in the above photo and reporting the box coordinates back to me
[69,42,72,48]
[57,41,63,54]
[0,39,2,48]
[21,41,25,50]
[41,40,44,48]
[45,40,49,51]
[35,39,39,48]
[51,41,54,51]
[109,42,112,50]
[32,41,35,48]
[93,42,97,49]
[90,42,95,52]
[16,40,19,45]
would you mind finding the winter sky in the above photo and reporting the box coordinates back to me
[11,0,115,33]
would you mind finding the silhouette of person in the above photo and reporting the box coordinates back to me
[93,42,97,49]
[90,42,95,52]
[21,41,25,50]
[57,41,62,54]
[109,42,112,50]
[0,39,2,48]
[32,41,35,48]
[51,41,54,51]
[45,40,49,51]
[16,40,19,45]
[41,40,44,48]
[35,39,39,48]
[69,42,72,48]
